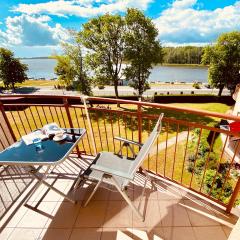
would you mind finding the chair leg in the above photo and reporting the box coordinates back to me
[142,167,156,190]
[72,175,84,191]
[83,178,102,207]
[111,177,144,221]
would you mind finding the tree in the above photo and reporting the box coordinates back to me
[0,48,28,90]
[202,32,240,96]
[54,55,75,87]
[124,8,163,97]
[79,13,125,100]
[54,31,92,95]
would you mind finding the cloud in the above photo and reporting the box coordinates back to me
[0,14,69,47]
[11,45,63,58]
[13,0,152,18]
[0,30,8,47]
[172,0,196,9]
[154,0,240,46]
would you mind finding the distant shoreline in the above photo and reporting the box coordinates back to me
[19,58,208,68]
[19,57,51,60]
[19,58,208,82]
[160,63,208,68]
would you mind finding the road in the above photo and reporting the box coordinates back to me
[0,85,230,96]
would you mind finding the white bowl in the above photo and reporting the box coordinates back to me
[53,134,67,141]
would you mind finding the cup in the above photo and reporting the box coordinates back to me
[33,137,43,151]
[54,132,64,141]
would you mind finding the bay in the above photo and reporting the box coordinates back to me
[21,58,208,83]
[21,58,57,80]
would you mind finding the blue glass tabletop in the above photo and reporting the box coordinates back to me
[0,128,86,165]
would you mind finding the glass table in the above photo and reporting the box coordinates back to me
[0,128,86,204]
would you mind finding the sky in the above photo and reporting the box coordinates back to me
[0,0,239,57]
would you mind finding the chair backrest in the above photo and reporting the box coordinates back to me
[128,113,164,177]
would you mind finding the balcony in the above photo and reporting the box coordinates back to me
[0,95,240,239]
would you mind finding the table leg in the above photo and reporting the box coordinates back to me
[24,165,51,204]
[25,165,76,205]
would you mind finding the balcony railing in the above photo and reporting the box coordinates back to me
[1,95,240,213]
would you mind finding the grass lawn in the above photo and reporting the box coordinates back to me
[4,101,235,204]
[0,80,56,88]
[7,102,232,152]
[150,83,193,86]
[167,102,231,114]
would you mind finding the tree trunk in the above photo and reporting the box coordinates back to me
[114,80,120,107]
[218,86,224,97]
[12,83,15,92]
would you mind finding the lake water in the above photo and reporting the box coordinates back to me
[21,58,58,80]
[21,58,208,83]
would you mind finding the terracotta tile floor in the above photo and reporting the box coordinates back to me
[0,156,238,240]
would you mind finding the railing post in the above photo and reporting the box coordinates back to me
[226,176,240,213]
[137,99,143,173]
[82,96,97,156]
[0,101,16,142]
[63,97,74,129]
[137,99,142,144]
[63,97,80,157]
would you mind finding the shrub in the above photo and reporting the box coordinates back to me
[218,162,230,175]
[193,82,201,89]
[198,140,210,157]
[204,169,218,190]
[188,154,196,162]
[187,162,194,173]
[234,198,240,206]
[98,85,105,89]
[196,158,205,169]
[203,169,233,203]
[207,152,218,169]
[66,85,73,91]
[193,128,200,136]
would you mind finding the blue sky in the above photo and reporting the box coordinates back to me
[0,0,239,57]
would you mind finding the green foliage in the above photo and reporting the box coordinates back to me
[204,169,233,203]
[54,32,92,95]
[124,8,163,97]
[188,154,196,162]
[98,85,105,89]
[234,198,240,206]
[187,162,194,173]
[163,46,203,64]
[54,55,75,87]
[193,82,201,89]
[196,158,205,169]
[62,40,92,95]
[0,48,28,89]
[186,125,233,203]
[207,152,218,170]
[78,9,163,98]
[202,31,240,96]
[79,13,125,98]
[218,162,230,175]
[198,140,210,157]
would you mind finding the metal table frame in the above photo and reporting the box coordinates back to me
[0,128,86,205]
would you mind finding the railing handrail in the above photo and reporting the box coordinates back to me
[1,94,240,212]
[1,94,240,121]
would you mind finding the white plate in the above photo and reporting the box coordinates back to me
[53,134,67,141]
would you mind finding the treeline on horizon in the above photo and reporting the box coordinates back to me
[21,46,204,65]
[163,46,203,64]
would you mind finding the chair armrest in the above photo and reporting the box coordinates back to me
[114,136,143,147]
[90,164,133,180]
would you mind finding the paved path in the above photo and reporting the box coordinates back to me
[149,131,189,157]
[0,85,230,96]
